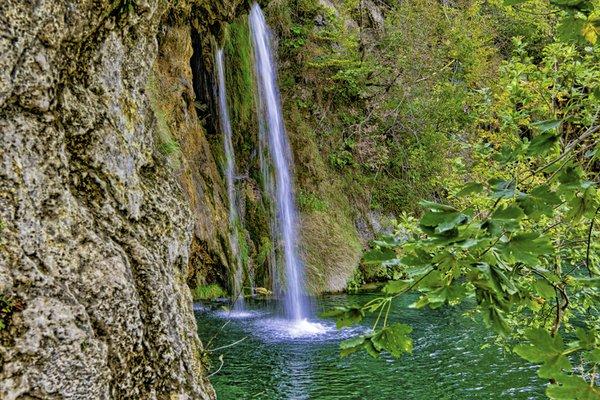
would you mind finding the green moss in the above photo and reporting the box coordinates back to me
[284,106,362,292]
[256,236,273,267]
[223,18,257,172]
[0,295,16,332]
[192,284,227,301]
[297,190,328,212]
[146,72,182,169]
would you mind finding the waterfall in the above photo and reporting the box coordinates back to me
[215,48,245,311]
[249,3,308,321]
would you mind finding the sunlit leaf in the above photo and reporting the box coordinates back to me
[383,280,413,294]
[546,374,600,399]
[371,323,413,357]
[514,329,571,379]
[534,279,556,299]
[500,232,553,264]
[582,21,598,44]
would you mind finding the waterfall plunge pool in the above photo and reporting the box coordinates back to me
[196,294,544,399]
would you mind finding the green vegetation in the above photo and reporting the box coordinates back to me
[192,284,227,301]
[147,70,182,169]
[268,0,500,214]
[319,0,600,398]
[297,190,328,212]
[223,18,257,171]
[0,295,16,332]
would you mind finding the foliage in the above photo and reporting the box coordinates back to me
[269,0,507,214]
[192,284,227,301]
[0,295,17,332]
[504,0,600,45]
[327,18,600,399]
[297,190,328,212]
[346,268,365,293]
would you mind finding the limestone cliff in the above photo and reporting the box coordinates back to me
[0,1,244,398]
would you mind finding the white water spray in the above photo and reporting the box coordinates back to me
[249,3,308,321]
[215,48,245,311]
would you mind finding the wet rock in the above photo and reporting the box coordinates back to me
[0,0,242,398]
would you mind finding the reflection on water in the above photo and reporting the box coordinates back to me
[196,294,544,400]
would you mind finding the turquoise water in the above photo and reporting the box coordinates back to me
[195,294,544,399]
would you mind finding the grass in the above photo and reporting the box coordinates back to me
[192,284,227,301]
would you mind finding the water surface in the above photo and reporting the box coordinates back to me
[196,294,544,399]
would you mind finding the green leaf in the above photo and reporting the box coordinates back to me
[363,248,396,265]
[534,279,556,299]
[527,131,559,156]
[455,182,484,197]
[423,284,468,307]
[576,328,597,349]
[550,0,586,6]
[500,232,553,265]
[514,344,548,363]
[532,119,562,132]
[530,185,562,205]
[504,0,529,5]
[321,306,365,328]
[584,349,600,363]
[340,335,366,357]
[482,303,510,335]
[400,248,433,268]
[419,200,457,212]
[538,354,573,379]
[518,185,562,220]
[481,219,502,235]
[571,277,600,288]
[567,187,598,222]
[409,295,430,309]
[491,204,526,220]
[371,323,413,357]
[372,235,403,248]
[494,144,524,164]
[383,280,413,294]
[490,179,517,199]
[337,308,364,328]
[420,211,469,234]
[546,374,600,399]
[557,14,588,44]
[558,165,584,189]
[363,338,381,358]
[514,329,572,379]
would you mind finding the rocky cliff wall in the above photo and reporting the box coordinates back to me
[0,1,244,398]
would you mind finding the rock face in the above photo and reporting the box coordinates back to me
[0,1,241,398]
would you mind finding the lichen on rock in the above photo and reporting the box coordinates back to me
[0,0,246,398]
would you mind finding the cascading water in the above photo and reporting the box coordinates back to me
[249,3,308,321]
[215,48,245,311]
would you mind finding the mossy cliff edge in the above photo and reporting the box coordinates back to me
[0,1,246,398]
